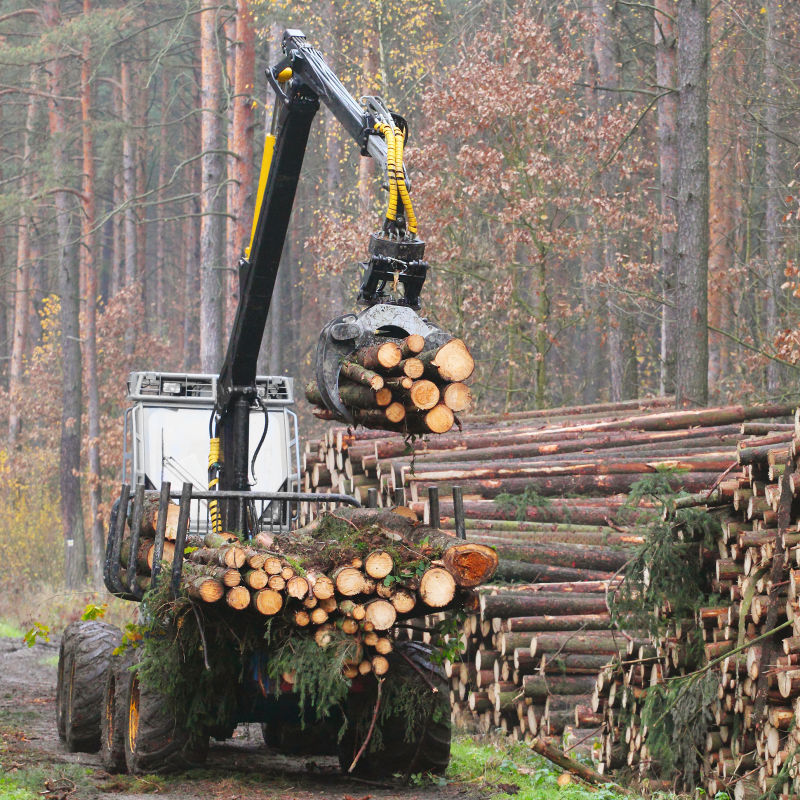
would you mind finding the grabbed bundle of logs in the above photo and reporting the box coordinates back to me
[306,334,474,435]
[120,503,498,681]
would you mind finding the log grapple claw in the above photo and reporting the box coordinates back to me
[314,304,449,424]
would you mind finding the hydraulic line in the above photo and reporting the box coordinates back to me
[394,126,417,235]
[376,121,399,229]
[208,435,223,534]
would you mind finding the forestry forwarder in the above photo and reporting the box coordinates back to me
[55,30,455,777]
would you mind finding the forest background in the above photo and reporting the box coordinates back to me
[0,0,798,589]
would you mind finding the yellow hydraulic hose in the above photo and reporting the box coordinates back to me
[376,121,398,223]
[208,437,222,534]
[394,126,417,235]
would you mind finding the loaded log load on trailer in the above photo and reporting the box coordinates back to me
[55,29,491,777]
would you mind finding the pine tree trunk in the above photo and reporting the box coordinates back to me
[655,0,679,395]
[120,59,137,353]
[154,68,170,335]
[135,45,149,329]
[227,0,255,333]
[675,0,710,407]
[200,5,224,372]
[707,2,736,392]
[764,0,782,392]
[8,76,36,447]
[46,0,87,589]
[593,0,638,401]
[82,0,103,589]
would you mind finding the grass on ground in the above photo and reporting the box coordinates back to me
[447,734,674,800]
[0,620,23,638]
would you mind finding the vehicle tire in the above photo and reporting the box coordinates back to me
[123,655,209,774]
[55,629,79,741]
[100,649,136,772]
[338,641,451,776]
[61,620,122,753]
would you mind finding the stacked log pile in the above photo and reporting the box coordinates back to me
[305,335,475,435]
[304,398,798,774]
[120,505,498,682]
[593,413,800,798]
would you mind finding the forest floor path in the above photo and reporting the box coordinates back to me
[0,635,481,800]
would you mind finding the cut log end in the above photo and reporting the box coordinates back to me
[443,543,499,588]
[425,404,455,434]
[419,566,457,608]
[365,550,394,579]
[443,382,472,413]
[364,598,397,631]
[252,588,283,616]
[225,585,250,610]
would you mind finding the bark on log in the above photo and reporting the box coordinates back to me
[392,357,424,379]
[496,613,613,633]
[340,361,385,390]
[530,631,638,657]
[401,334,425,357]
[354,341,402,371]
[305,380,384,411]
[410,471,723,499]
[480,592,610,619]
[494,561,613,583]
[185,574,224,603]
[489,542,634,572]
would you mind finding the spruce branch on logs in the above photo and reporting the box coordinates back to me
[121,504,498,685]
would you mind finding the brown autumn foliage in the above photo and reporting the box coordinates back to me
[0,290,172,583]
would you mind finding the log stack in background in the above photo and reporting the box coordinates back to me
[305,335,475,435]
[589,413,800,798]
[304,398,800,777]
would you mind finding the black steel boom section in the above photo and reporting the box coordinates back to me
[214,30,386,527]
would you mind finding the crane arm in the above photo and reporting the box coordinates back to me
[213,29,427,532]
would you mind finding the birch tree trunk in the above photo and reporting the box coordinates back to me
[654,0,678,395]
[46,0,87,588]
[675,0,709,407]
[200,5,224,372]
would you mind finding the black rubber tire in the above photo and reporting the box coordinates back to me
[100,649,136,772]
[123,656,209,774]
[338,641,451,776]
[61,620,122,753]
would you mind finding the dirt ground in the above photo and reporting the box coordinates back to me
[0,635,484,800]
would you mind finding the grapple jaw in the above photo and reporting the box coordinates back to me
[314,304,449,424]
